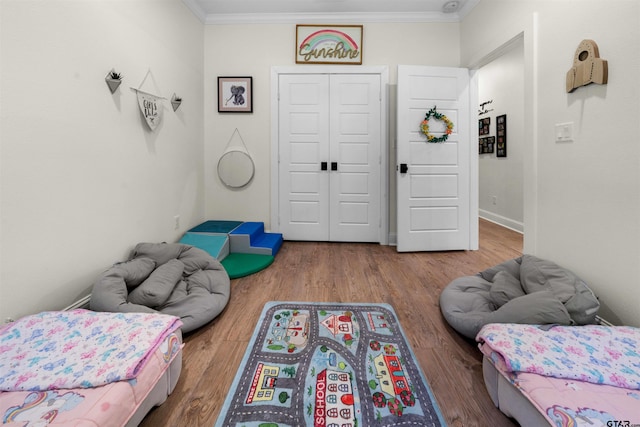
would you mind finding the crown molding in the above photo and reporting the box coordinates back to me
[182,0,480,24]
[458,0,481,19]
[205,11,461,24]
[181,0,207,22]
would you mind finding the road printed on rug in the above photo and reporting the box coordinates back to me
[215,302,446,427]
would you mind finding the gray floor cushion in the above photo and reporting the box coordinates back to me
[439,255,600,339]
[90,242,230,333]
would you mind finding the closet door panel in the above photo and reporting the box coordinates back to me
[329,74,381,242]
[278,74,330,241]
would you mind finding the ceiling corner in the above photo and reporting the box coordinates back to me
[457,0,481,20]
[182,0,207,23]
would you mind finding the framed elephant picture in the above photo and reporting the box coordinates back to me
[218,76,253,113]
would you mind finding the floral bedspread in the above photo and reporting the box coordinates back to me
[476,323,640,390]
[0,309,182,391]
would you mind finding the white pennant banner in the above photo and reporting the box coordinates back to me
[135,89,163,131]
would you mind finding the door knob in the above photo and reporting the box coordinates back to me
[331,162,338,171]
[399,163,408,174]
[321,161,328,171]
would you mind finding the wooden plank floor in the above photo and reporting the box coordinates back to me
[140,219,522,427]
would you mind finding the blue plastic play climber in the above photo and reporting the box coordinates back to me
[179,220,283,279]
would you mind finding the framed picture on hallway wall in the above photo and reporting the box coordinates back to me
[479,136,495,154]
[479,117,490,135]
[218,76,253,113]
[496,114,507,157]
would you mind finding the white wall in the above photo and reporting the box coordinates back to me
[203,23,461,233]
[0,1,205,321]
[462,0,640,326]
[478,41,524,232]
[6,1,635,327]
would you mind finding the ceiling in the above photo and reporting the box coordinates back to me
[182,0,481,24]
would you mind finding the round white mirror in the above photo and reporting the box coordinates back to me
[217,150,255,188]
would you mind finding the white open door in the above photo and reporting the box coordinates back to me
[396,65,476,252]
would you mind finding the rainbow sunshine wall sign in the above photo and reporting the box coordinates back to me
[296,25,363,65]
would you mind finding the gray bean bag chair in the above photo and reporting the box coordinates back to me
[439,254,600,339]
[90,242,230,333]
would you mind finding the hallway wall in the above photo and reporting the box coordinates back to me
[477,40,524,232]
[462,0,640,326]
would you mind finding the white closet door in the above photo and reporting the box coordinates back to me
[277,73,381,242]
[329,74,381,242]
[278,74,330,241]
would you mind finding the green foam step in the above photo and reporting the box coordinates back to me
[188,220,243,234]
[221,253,274,279]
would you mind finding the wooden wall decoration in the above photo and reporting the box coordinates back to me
[296,25,363,65]
[566,39,608,93]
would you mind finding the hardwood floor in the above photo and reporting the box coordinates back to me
[140,219,522,427]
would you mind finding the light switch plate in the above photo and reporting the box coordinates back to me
[555,122,574,143]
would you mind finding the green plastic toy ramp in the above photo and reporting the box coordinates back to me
[221,253,274,279]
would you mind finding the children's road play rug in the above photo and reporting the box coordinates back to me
[215,301,447,427]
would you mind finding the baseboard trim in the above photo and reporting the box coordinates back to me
[63,294,92,311]
[595,315,615,327]
[479,210,523,234]
[390,213,521,247]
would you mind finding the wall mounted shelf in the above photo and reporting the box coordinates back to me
[171,93,182,111]
[105,69,123,94]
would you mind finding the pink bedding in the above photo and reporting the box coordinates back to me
[0,310,182,391]
[0,311,182,426]
[477,323,640,426]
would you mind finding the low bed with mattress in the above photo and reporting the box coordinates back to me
[0,309,182,426]
[441,255,640,425]
[476,323,640,426]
